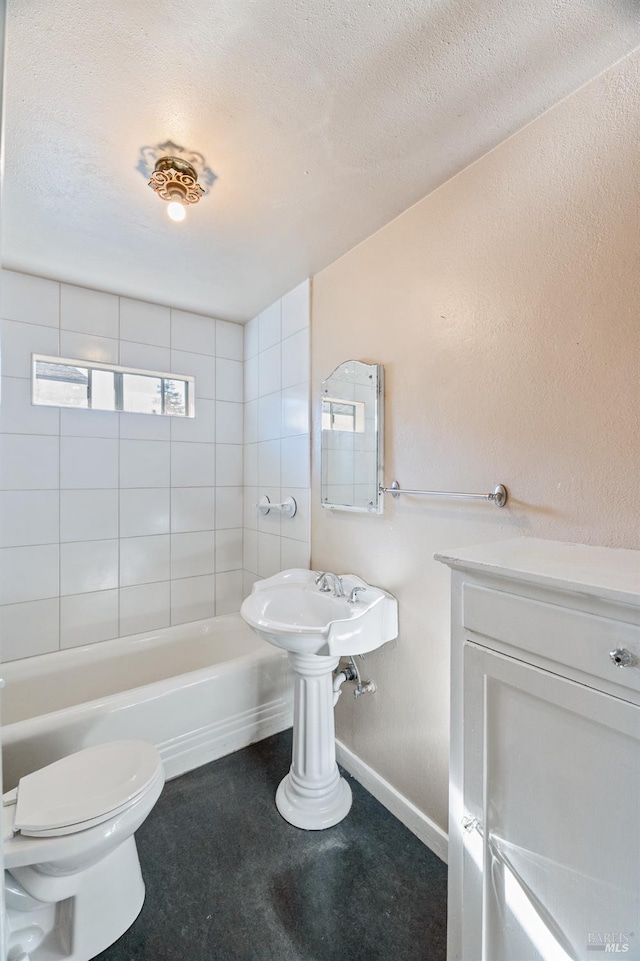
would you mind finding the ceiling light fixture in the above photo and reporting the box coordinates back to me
[148,156,205,222]
[167,201,186,223]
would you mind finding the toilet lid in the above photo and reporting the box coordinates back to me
[13,740,162,837]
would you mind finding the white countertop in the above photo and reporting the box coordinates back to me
[435,537,640,607]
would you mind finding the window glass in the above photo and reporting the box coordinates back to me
[34,361,89,408]
[163,379,187,416]
[122,373,163,415]
[32,356,194,417]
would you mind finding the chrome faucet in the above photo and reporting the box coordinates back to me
[349,586,367,604]
[314,572,345,597]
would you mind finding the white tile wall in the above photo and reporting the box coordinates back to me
[258,345,281,397]
[215,486,243,530]
[1,490,60,547]
[60,437,118,489]
[60,329,119,364]
[0,598,60,661]
[60,285,119,339]
[216,529,243,573]
[216,444,243,487]
[171,349,215,399]
[61,489,119,542]
[0,270,246,660]
[119,488,170,538]
[216,320,243,361]
[243,315,259,361]
[170,574,215,626]
[119,340,171,372]
[0,377,59,434]
[170,442,215,487]
[60,589,119,649]
[120,439,171,488]
[281,383,309,437]
[60,539,119,595]
[281,282,311,340]
[170,310,215,355]
[258,440,281,487]
[61,407,119,439]
[0,272,59,327]
[170,487,215,533]
[120,534,171,587]
[215,570,244,616]
[0,544,59,605]
[242,280,310,593]
[258,391,282,441]
[281,536,311,570]
[118,409,170,442]
[2,320,58,375]
[120,299,171,348]
[170,397,216,443]
[216,401,243,444]
[258,301,281,351]
[281,329,310,388]
[1,434,59,490]
[170,531,215,579]
[216,358,243,402]
[119,582,170,637]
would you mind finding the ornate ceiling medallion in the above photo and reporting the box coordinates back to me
[139,141,216,222]
[148,157,205,206]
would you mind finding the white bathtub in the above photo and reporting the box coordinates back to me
[1,613,293,790]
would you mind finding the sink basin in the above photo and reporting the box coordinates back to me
[240,568,398,656]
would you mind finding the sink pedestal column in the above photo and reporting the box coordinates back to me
[276,652,352,830]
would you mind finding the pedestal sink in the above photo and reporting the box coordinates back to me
[240,569,398,830]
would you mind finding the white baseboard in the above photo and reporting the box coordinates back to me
[336,738,448,864]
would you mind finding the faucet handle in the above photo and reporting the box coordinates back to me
[349,586,367,604]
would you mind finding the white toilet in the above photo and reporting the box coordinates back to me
[2,740,165,961]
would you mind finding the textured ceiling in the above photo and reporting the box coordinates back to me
[2,0,638,322]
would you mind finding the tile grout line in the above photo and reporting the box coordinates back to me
[2,568,242,612]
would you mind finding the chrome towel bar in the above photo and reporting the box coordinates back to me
[379,480,508,509]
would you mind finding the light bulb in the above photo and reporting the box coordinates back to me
[167,202,186,222]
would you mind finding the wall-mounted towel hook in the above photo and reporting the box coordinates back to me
[258,494,297,518]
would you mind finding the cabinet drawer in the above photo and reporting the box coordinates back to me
[462,583,640,702]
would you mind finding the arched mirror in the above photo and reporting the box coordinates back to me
[320,360,384,513]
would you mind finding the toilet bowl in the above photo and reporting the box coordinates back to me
[2,740,165,961]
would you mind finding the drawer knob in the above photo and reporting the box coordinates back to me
[609,648,635,669]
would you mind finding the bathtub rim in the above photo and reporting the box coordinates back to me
[1,614,286,738]
[2,612,264,679]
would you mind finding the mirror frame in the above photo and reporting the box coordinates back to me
[320,360,384,514]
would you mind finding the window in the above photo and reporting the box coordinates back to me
[32,355,195,417]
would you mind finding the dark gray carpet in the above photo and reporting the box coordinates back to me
[97,730,447,961]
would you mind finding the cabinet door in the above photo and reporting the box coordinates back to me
[461,642,640,961]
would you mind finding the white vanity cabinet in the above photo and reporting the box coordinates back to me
[436,538,640,961]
